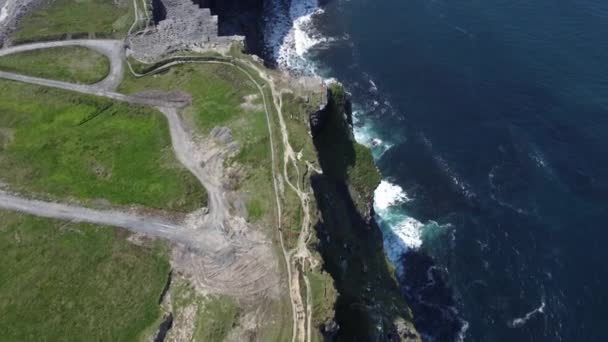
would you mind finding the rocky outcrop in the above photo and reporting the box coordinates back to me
[310,83,420,341]
[153,313,174,342]
[0,0,40,47]
[128,0,243,62]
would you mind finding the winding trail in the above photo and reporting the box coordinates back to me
[0,39,125,90]
[0,37,320,341]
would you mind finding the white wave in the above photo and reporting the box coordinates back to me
[508,300,546,328]
[457,320,470,342]
[374,180,411,210]
[374,181,423,270]
[369,79,378,92]
[265,0,327,73]
[0,0,10,24]
[377,213,423,267]
[352,118,394,158]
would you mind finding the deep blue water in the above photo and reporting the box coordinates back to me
[302,0,608,340]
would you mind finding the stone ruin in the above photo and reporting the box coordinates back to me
[127,0,243,63]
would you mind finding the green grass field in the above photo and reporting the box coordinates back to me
[0,46,110,84]
[120,64,273,220]
[0,79,206,212]
[0,210,169,341]
[13,0,133,43]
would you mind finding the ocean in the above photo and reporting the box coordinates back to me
[263,0,608,340]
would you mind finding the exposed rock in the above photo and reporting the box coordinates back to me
[128,0,243,62]
[0,0,41,47]
[209,126,233,145]
[153,313,174,342]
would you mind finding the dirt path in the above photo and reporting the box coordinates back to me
[0,191,193,243]
[0,39,125,90]
[238,59,318,342]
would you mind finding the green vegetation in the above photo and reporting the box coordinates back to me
[164,276,241,342]
[246,198,264,221]
[281,92,320,167]
[121,63,258,134]
[194,296,240,341]
[0,79,206,212]
[309,271,338,329]
[0,46,110,84]
[120,63,273,218]
[0,210,169,341]
[13,0,132,43]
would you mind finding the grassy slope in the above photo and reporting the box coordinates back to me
[0,210,169,341]
[193,296,240,341]
[166,277,240,342]
[0,79,206,212]
[0,46,110,84]
[120,64,272,220]
[120,62,291,341]
[13,0,132,43]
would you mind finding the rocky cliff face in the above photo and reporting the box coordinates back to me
[198,0,266,55]
[310,83,420,341]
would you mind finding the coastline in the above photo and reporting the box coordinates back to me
[262,0,470,340]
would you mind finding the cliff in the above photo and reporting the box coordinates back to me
[310,83,420,341]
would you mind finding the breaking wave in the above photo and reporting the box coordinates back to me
[0,1,10,24]
[264,0,327,73]
[508,300,546,328]
[374,180,424,272]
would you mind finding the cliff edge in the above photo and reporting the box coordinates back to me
[309,82,420,341]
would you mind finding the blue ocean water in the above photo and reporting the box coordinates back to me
[275,0,608,340]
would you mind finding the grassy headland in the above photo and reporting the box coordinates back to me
[120,63,274,222]
[0,210,169,341]
[0,79,206,212]
[0,46,110,84]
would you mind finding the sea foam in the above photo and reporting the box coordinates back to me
[0,0,10,24]
[375,180,411,210]
[373,181,424,271]
[265,0,326,73]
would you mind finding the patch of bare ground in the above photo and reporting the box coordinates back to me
[132,90,192,107]
[0,127,14,149]
[241,93,263,112]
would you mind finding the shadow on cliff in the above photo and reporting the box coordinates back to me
[311,85,418,341]
[193,0,264,56]
[312,84,355,181]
